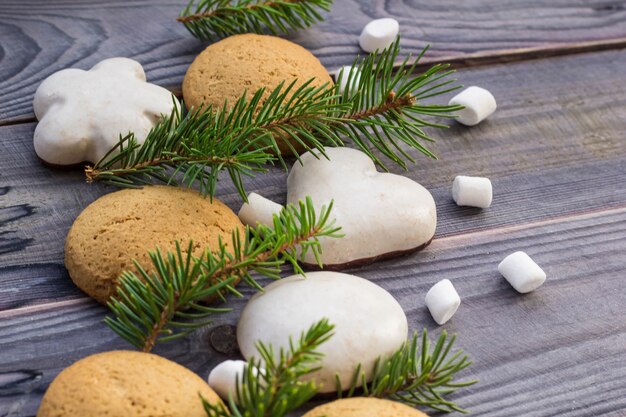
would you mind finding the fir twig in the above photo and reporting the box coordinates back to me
[86,80,345,199]
[178,0,332,40]
[105,197,341,352]
[333,38,462,170]
[337,329,477,413]
[86,39,462,198]
[204,319,335,417]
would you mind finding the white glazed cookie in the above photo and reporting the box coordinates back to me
[287,147,437,268]
[33,58,178,165]
[237,271,408,393]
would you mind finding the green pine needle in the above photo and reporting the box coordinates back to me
[203,319,335,417]
[86,39,462,199]
[334,38,462,170]
[86,80,344,199]
[178,0,333,40]
[104,197,341,352]
[337,329,477,413]
[201,325,476,417]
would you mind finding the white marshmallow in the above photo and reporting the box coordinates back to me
[208,360,261,401]
[425,279,461,325]
[336,66,362,94]
[359,18,399,53]
[498,251,546,293]
[452,175,493,208]
[238,192,283,228]
[449,86,497,126]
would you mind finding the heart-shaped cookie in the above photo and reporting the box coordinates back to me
[287,147,436,269]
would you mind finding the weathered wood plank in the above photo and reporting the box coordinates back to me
[1,0,626,122]
[1,49,625,310]
[1,207,625,416]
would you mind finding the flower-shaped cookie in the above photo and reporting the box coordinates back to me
[33,58,178,165]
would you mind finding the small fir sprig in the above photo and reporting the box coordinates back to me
[334,40,461,170]
[204,319,335,417]
[105,197,340,352]
[203,324,475,416]
[178,0,333,40]
[337,329,477,413]
[86,39,462,198]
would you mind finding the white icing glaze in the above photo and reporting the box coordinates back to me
[237,271,408,393]
[287,147,437,266]
[33,57,178,165]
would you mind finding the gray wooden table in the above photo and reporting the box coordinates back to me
[1,1,626,416]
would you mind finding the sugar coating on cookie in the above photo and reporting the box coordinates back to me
[64,185,243,304]
[302,397,429,417]
[37,350,221,417]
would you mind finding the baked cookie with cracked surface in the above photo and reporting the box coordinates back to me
[302,398,429,417]
[64,185,242,303]
[182,34,333,154]
[37,350,222,417]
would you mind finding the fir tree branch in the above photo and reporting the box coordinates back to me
[201,326,476,416]
[86,80,345,199]
[86,39,462,198]
[337,329,477,413]
[105,197,341,352]
[178,0,333,40]
[333,38,462,170]
[204,319,335,417]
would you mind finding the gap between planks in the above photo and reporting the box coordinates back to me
[2,203,625,320]
[2,38,625,128]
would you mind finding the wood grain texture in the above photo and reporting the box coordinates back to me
[1,207,625,417]
[2,0,626,414]
[1,45,626,416]
[2,48,625,306]
[1,0,626,122]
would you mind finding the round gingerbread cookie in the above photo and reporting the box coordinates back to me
[65,185,243,304]
[182,34,333,154]
[37,350,221,417]
[302,398,429,417]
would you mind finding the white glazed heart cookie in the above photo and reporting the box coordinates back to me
[33,57,178,165]
[287,147,436,269]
